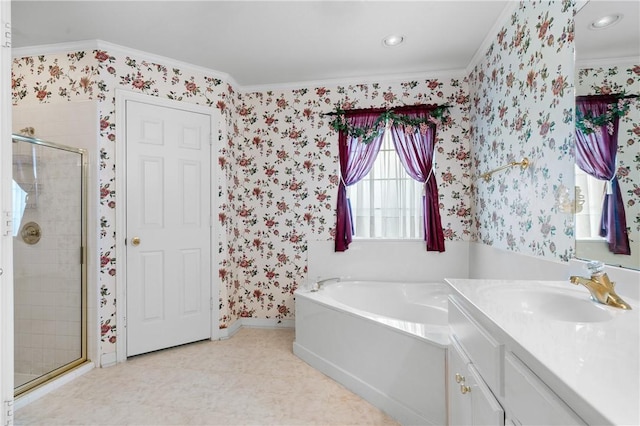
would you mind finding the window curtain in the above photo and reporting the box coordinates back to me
[575,95,630,255]
[389,105,445,252]
[335,109,385,251]
[349,132,423,239]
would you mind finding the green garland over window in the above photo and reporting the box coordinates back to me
[328,106,450,144]
[575,97,632,136]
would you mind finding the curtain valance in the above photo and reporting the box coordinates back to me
[333,105,445,252]
[575,94,636,136]
[327,104,449,144]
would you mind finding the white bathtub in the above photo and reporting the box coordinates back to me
[293,281,449,425]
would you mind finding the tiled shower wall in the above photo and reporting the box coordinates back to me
[13,102,97,378]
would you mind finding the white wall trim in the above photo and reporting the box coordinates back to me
[218,318,294,340]
[11,39,467,94]
[12,39,238,89]
[219,320,243,340]
[576,56,640,69]
[114,90,127,365]
[11,39,102,59]
[240,318,295,329]
[241,68,467,93]
[114,89,222,363]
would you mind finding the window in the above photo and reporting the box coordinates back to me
[574,165,606,240]
[12,180,28,236]
[348,129,423,239]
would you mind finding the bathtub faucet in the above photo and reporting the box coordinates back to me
[311,277,341,292]
[569,261,632,310]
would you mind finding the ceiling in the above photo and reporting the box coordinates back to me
[11,1,509,87]
[11,1,639,89]
[575,0,639,65]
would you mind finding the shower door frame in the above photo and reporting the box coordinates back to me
[11,134,89,397]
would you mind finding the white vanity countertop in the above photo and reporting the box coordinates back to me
[445,278,639,426]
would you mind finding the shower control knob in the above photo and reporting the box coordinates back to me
[131,237,141,246]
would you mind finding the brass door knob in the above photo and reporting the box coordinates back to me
[455,373,465,384]
[21,222,42,245]
[460,385,471,394]
[131,236,141,246]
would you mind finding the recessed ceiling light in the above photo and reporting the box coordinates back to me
[590,14,622,30]
[383,34,404,47]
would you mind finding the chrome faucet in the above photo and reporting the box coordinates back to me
[310,277,340,292]
[569,261,632,310]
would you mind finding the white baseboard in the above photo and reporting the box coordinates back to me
[218,317,294,339]
[218,319,242,339]
[240,318,295,329]
[100,351,117,368]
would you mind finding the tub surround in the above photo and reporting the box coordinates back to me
[307,240,471,284]
[445,278,639,425]
[294,281,449,425]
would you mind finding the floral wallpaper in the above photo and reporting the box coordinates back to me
[226,80,472,321]
[12,50,239,357]
[12,48,472,358]
[576,63,640,258]
[10,0,580,361]
[468,0,576,261]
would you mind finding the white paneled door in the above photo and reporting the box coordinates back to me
[125,100,211,357]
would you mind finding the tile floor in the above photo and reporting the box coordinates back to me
[15,328,399,425]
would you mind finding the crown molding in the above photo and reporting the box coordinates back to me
[240,68,467,93]
[576,56,640,69]
[12,40,102,58]
[12,39,239,90]
[465,1,518,75]
[12,39,469,94]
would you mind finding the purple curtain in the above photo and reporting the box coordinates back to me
[575,95,630,255]
[335,110,385,251]
[390,106,445,252]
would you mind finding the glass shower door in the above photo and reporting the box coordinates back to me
[12,135,87,396]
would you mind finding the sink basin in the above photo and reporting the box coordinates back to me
[483,283,616,323]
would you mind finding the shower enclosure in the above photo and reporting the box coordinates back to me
[11,134,87,396]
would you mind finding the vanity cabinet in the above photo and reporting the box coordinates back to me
[504,352,585,425]
[448,336,504,425]
[448,296,586,426]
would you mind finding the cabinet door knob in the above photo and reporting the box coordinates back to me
[460,384,472,394]
[455,373,465,383]
[131,236,141,246]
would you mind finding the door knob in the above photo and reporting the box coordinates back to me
[131,236,141,246]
